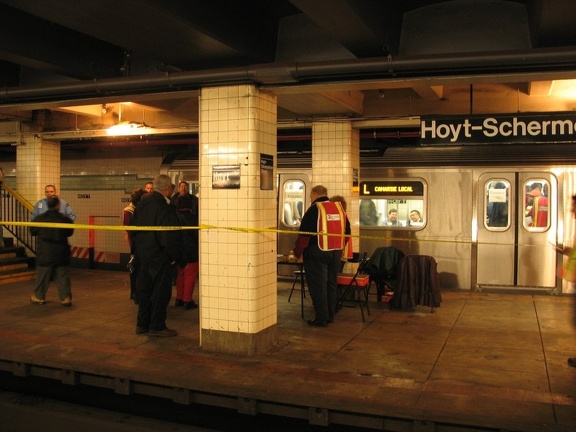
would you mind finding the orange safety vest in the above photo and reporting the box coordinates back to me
[316,201,346,251]
[530,196,549,227]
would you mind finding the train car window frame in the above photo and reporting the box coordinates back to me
[280,179,306,228]
[484,179,510,231]
[523,178,551,232]
[359,179,426,230]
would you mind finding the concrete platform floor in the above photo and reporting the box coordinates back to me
[0,269,575,432]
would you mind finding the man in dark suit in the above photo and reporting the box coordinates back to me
[132,174,185,337]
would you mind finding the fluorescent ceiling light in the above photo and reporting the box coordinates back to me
[550,79,576,99]
[107,121,152,136]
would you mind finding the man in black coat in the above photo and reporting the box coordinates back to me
[132,174,185,337]
[30,196,74,306]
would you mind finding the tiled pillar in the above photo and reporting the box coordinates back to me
[312,122,359,271]
[16,122,61,205]
[199,85,278,355]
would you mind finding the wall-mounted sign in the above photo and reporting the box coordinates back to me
[421,112,576,145]
[260,154,273,190]
[360,181,424,197]
[212,165,241,189]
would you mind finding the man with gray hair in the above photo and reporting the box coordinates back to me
[132,174,185,337]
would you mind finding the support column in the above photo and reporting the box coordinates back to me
[312,122,359,270]
[16,121,61,204]
[199,85,278,355]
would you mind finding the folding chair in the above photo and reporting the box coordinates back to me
[336,252,371,321]
[288,265,306,318]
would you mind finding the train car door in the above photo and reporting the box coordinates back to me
[476,172,557,289]
[277,173,310,277]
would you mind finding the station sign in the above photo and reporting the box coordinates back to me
[421,112,576,145]
[360,181,424,197]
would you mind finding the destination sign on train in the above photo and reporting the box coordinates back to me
[360,181,424,196]
[421,112,576,145]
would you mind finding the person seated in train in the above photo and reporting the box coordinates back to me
[408,209,423,226]
[383,208,405,227]
[359,199,379,226]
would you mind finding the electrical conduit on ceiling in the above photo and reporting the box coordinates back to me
[1,47,576,104]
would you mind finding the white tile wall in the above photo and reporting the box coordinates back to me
[199,85,278,334]
[16,134,61,203]
[312,122,360,272]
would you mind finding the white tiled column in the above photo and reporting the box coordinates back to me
[199,85,278,355]
[16,123,61,204]
[312,122,359,271]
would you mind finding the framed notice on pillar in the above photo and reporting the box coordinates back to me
[212,165,241,189]
[260,154,273,190]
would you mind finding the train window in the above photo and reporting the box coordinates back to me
[282,180,305,227]
[359,198,425,228]
[523,179,550,231]
[359,180,425,228]
[485,180,510,230]
[188,182,200,196]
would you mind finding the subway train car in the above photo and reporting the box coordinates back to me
[163,142,576,295]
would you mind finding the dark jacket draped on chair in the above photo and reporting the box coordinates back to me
[392,255,442,310]
[365,246,405,300]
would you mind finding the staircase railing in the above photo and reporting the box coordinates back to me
[0,183,36,254]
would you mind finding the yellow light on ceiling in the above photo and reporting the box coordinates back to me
[550,79,576,99]
[106,121,152,136]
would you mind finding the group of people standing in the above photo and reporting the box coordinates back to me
[6,174,574,364]
[124,175,199,337]
[24,175,199,339]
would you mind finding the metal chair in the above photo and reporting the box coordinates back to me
[288,266,306,318]
[288,269,305,302]
[336,252,371,321]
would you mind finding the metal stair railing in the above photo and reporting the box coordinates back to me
[1,183,36,254]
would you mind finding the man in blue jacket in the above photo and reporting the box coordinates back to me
[31,184,76,222]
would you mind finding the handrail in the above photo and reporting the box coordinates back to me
[0,183,36,253]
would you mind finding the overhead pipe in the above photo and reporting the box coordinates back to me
[1,46,576,105]
[58,130,420,149]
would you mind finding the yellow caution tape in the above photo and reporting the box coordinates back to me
[0,219,557,249]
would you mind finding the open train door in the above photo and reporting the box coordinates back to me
[277,173,310,277]
[476,171,558,291]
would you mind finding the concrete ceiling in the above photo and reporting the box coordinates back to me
[1,0,576,146]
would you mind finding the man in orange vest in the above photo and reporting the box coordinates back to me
[294,185,351,327]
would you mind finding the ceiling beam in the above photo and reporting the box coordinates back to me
[0,3,124,80]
